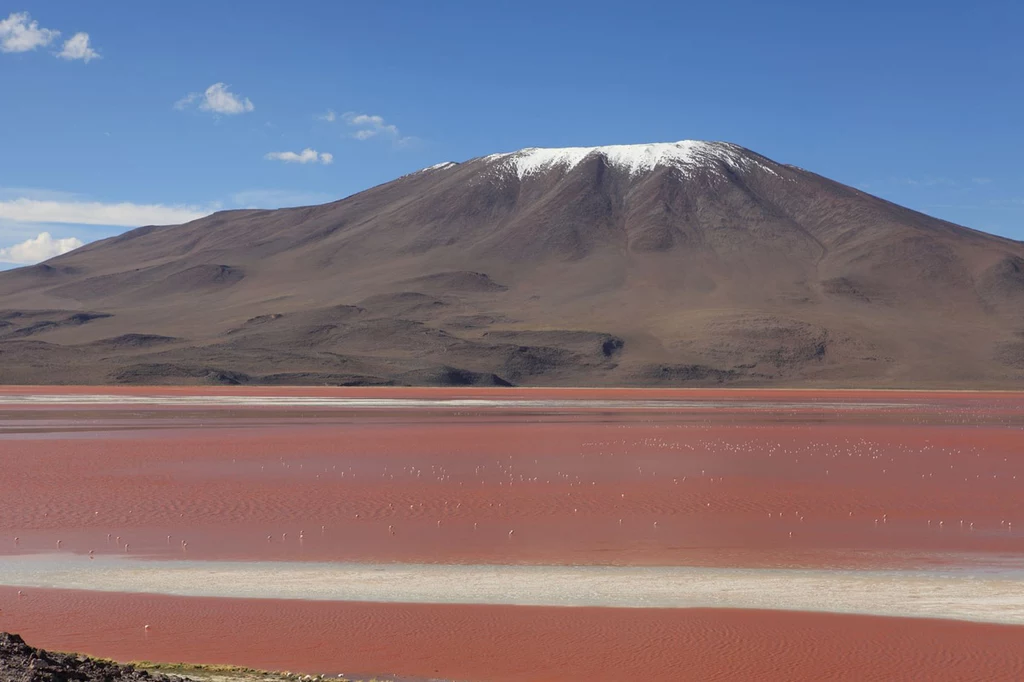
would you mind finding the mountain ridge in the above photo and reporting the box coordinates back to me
[1,140,1022,387]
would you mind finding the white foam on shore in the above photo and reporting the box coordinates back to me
[0,394,919,410]
[1,556,1022,625]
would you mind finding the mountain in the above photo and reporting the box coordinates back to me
[1,140,1022,387]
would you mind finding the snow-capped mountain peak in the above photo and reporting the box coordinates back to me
[481,140,778,179]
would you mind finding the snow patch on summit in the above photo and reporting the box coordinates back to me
[485,141,780,180]
[418,161,458,173]
[401,161,458,180]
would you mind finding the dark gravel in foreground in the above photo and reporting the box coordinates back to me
[0,633,188,682]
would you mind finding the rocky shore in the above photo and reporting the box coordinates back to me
[0,632,190,682]
[0,633,384,682]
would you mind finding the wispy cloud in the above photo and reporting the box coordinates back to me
[0,232,83,264]
[892,176,958,187]
[57,32,99,62]
[231,189,336,209]
[0,11,59,53]
[0,187,82,202]
[264,148,334,165]
[317,109,337,122]
[336,111,416,147]
[343,112,399,139]
[176,83,254,115]
[972,177,993,185]
[0,197,212,226]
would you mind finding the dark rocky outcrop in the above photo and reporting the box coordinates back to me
[0,632,185,682]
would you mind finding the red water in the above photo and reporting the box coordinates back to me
[2,392,1023,567]
[2,387,1024,681]
[1,587,1022,682]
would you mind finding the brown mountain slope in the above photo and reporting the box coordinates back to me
[1,141,1022,387]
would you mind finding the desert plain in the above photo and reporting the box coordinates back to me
[1,386,1022,681]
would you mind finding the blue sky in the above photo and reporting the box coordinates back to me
[1,0,1022,266]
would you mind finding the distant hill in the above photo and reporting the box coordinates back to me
[1,140,1022,387]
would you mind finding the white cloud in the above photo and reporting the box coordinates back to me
[342,112,400,140]
[264,148,334,165]
[972,177,992,185]
[57,32,99,62]
[0,11,59,53]
[323,110,417,146]
[895,177,957,187]
[0,198,212,226]
[174,93,198,109]
[0,232,83,264]
[200,83,253,114]
[343,112,418,147]
[176,82,254,115]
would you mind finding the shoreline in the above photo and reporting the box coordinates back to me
[0,632,393,682]
[3,384,1024,393]
[4,591,1023,682]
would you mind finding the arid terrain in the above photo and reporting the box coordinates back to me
[1,142,1023,388]
[1,387,1022,681]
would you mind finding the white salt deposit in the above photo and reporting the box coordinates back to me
[0,394,917,410]
[1,556,1022,625]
